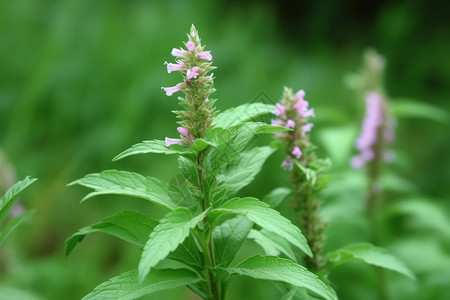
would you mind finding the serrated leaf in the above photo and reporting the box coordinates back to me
[168,234,204,268]
[326,243,415,279]
[0,177,36,225]
[391,98,448,123]
[69,170,177,210]
[214,103,275,128]
[65,210,158,256]
[211,197,311,256]
[205,124,259,175]
[248,229,296,261]
[82,268,201,300]
[0,210,34,247]
[262,187,292,208]
[138,208,208,282]
[226,256,337,300]
[213,215,253,267]
[217,146,275,198]
[113,139,192,161]
[178,156,198,187]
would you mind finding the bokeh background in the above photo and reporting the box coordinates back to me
[1,0,449,299]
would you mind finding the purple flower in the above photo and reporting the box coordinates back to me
[350,155,365,169]
[303,108,315,118]
[186,41,195,51]
[187,67,200,79]
[165,61,185,73]
[295,89,306,101]
[271,119,285,126]
[177,127,194,142]
[292,146,302,159]
[198,51,212,61]
[281,156,294,170]
[165,137,183,147]
[161,83,183,96]
[274,103,286,117]
[302,123,314,133]
[285,119,296,128]
[351,91,388,168]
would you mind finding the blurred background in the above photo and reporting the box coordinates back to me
[0,0,449,299]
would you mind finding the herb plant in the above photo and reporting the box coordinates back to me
[256,86,415,298]
[66,26,337,300]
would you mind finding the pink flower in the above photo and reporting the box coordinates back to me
[198,51,212,61]
[293,98,309,115]
[281,156,294,170]
[350,155,365,169]
[165,61,185,73]
[274,103,285,117]
[302,123,314,133]
[177,127,194,142]
[292,146,302,159]
[285,119,295,128]
[303,108,315,118]
[186,67,200,79]
[165,137,183,147]
[271,119,284,126]
[186,41,195,51]
[171,48,189,57]
[161,83,183,96]
[295,89,306,101]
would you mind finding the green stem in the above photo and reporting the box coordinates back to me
[366,120,389,300]
[196,150,220,300]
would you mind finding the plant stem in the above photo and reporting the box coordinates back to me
[366,120,389,300]
[196,150,220,300]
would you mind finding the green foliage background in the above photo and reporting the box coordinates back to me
[0,0,449,299]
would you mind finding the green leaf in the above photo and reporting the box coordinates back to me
[262,187,292,208]
[205,124,259,175]
[326,243,415,279]
[205,122,284,176]
[168,235,204,268]
[213,215,253,267]
[318,126,358,166]
[138,208,208,282]
[82,268,201,300]
[387,198,450,238]
[226,256,337,300]
[191,139,215,152]
[391,98,449,123]
[0,177,36,225]
[178,156,198,187]
[248,229,296,261]
[214,103,275,128]
[69,170,177,210]
[217,146,275,197]
[212,197,311,256]
[294,162,317,185]
[65,210,158,256]
[0,210,35,247]
[113,139,192,161]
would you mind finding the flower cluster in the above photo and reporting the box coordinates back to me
[351,91,395,168]
[162,25,216,146]
[272,87,315,170]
